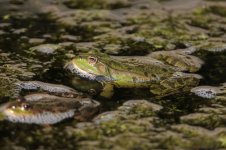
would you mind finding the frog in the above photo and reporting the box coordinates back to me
[65,50,204,98]
[0,79,100,124]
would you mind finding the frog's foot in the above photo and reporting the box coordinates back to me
[191,83,226,100]
[150,72,202,97]
[150,50,204,72]
[100,84,114,98]
[16,81,82,98]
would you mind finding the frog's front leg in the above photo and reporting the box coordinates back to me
[100,83,114,98]
[70,76,103,96]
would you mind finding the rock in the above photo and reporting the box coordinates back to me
[29,44,62,55]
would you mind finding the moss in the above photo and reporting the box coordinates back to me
[0,112,5,121]
[2,0,226,149]
[180,113,224,129]
[95,32,153,55]
[189,15,211,29]
[99,120,128,136]
[218,133,226,148]
[190,136,221,149]
[72,127,101,141]
[112,133,153,150]
[0,76,20,99]
[157,131,191,149]
[63,0,130,9]
[198,41,226,52]
[125,104,155,118]
[207,5,226,17]
[172,124,208,137]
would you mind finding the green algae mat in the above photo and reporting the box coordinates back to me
[1,0,226,149]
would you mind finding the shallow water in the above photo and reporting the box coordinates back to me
[1,0,226,149]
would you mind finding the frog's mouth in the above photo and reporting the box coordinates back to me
[65,62,97,81]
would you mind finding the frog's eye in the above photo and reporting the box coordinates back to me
[88,56,98,65]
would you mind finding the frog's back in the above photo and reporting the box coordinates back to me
[109,56,176,78]
[102,56,176,87]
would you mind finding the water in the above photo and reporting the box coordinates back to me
[1,0,226,149]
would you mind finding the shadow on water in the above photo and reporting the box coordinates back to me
[197,51,226,86]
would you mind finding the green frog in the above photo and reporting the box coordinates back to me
[65,50,204,98]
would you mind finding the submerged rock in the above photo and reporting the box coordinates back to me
[29,44,62,55]
[0,93,100,124]
[1,0,226,149]
[150,50,204,72]
[198,41,226,53]
[191,83,226,100]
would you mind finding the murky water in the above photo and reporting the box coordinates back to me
[1,0,226,149]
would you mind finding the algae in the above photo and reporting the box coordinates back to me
[1,0,226,149]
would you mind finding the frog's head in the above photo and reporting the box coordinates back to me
[65,53,113,82]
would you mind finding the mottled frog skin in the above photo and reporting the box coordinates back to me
[66,50,203,98]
